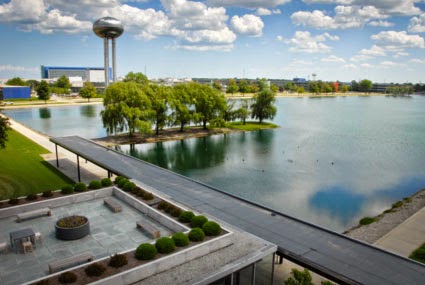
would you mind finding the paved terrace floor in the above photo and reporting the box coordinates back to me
[51,136,425,285]
[0,196,171,285]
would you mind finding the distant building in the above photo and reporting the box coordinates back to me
[0,85,31,100]
[41,66,111,84]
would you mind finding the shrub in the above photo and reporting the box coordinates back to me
[101,178,112,187]
[170,207,182,218]
[131,187,140,195]
[74,182,87,192]
[123,181,136,192]
[392,200,403,209]
[57,216,87,228]
[58,272,77,284]
[403,197,412,203]
[108,253,128,268]
[284,268,313,285]
[35,280,50,285]
[203,221,222,236]
[359,217,376,225]
[191,215,208,228]
[135,243,157,260]
[42,190,53,197]
[143,192,154,200]
[155,237,176,254]
[188,228,205,242]
[172,232,189,247]
[88,180,101,190]
[8,198,19,205]
[85,263,106,277]
[114,176,125,184]
[136,187,147,197]
[61,184,74,195]
[26,193,38,201]
[383,209,395,214]
[179,211,194,223]
[117,178,129,188]
[157,201,170,211]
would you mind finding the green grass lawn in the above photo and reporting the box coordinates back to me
[225,121,278,131]
[410,243,425,264]
[0,130,73,200]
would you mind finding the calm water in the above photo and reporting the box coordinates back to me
[3,96,425,231]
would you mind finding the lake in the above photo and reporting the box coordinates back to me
[3,95,425,231]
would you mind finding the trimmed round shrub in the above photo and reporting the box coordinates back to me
[108,253,128,268]
[114,176,125,184]
[170,207,182,218]
[88,180,101,190]
[85,262,106,277]
[191,215,208,228]
[136,188,147,197]
[74,182,87,192]
[142,192,154,200]
[58,272,77,284]
[359,217,376,225]
[42,190,53,197]
[135,243,157,260]
[8,198,19,205]
[155,237,175,254]
[26,193,38,201]
[172,232,189,247]
[61,184,74,195]
[117,178,129,188]
[178,211,194,223]
[101,178,112,187]
[157,201,170,211]
[188,228,205,242]
[202,221,222,236]
[123,181,136,192]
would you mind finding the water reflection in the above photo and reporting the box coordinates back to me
[39,108,51,119]
[80,105,97,118]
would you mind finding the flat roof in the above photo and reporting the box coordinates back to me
[51,136,425,285]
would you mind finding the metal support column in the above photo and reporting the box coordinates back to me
[55,144,59,167]
[112,38,117,83]
[271,253,275,285]
[252,263,256,285]
[77,155,81,182]
[104,38,110,87]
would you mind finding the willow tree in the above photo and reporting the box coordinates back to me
[250,86,277,123]
[101,82,151,136]
[192,83,227,129]
[171,83,193,132]
[145,84,172,135]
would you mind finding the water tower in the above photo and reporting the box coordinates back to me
[93,17,124,87]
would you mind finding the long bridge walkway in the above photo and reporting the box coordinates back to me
[51,136,425,285]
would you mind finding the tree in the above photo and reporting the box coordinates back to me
[192,83,226,129]
[55,75,71,89]
[351,80,359,92]
[331,82,339,93]
[145,84,172,135]
[5,77,27,86]
[0,116,10,149]
[212,80,222,91]
[79,81,97,102]
[297,86,305,94]
[359,79,373,93]
[235,100,250,125]
[250,85,277,123]
[308,81,319,94]
[36,80,51,103]
[270,83,279,93]
[226,79,239,94]
[26,80,40,92]
[340,84,349,93]
[123,72,148,85]
[101,81,152,136]
[323,83,332,93]
[238,79,249,96]
[284,268,313,285]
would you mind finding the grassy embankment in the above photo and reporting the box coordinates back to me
[226,121,278,131]
[410,244,425,264]
[0,129,73,200]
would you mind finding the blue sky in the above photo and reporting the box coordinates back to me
[0,0,424,83]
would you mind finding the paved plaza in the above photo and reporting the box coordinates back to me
[0,196,172,285]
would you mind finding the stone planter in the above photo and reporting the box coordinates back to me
[55,216,90,240]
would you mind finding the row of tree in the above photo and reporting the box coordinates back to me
[101,73,277,137]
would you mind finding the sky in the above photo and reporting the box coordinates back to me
[0,0,424,83]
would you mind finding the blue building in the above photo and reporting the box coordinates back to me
[0,85,31,100]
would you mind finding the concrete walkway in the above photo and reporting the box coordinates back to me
[374,206,425,257]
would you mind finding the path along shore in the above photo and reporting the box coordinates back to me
[2,93,424,259]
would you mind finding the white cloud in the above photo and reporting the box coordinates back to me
[408,13,425,33]
[368,20,394,27]
[359,45,386,56]
[393,51,409,58]
[360,63,372,68]
[180,27,236,44]
[0,0,45,23]
[380,60,404,68]
[410,58,425,64]
[0,64,38,72]
[175,43,234,52]
[231,14,264,36]
[284,31,338,53]
[343,63,358,69]
[256,8,281,15]
[371,31,425,50]
[321,55,346,62]
[208,0,290,8]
